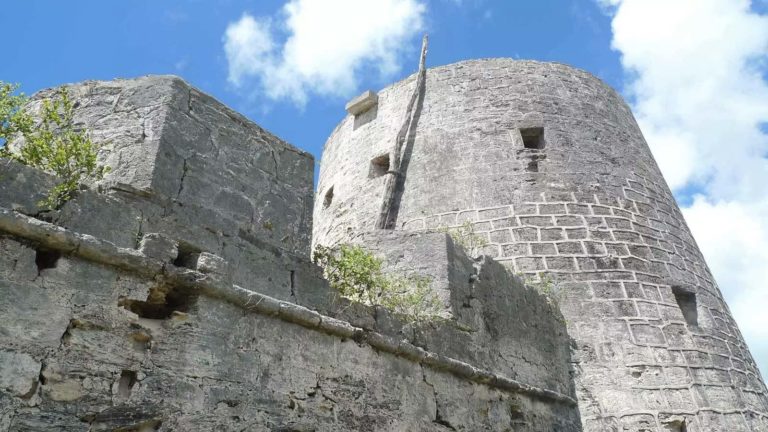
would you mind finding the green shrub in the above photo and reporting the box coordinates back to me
[0,83,108,209]
[313,244,443,323]
[439,220,489,256]
[0,82,33,151]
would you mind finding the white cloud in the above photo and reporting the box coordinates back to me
[223,14,276,88]
[683,198,768,365]
[603,0,768,376]
[611,0,768,197]
[223,0,426,106]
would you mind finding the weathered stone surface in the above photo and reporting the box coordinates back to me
[0,351,40,399]
[314,58,768,430]
[138,233,178,262]
[195,252,228,276]
[345,229,574,396]
[18,76,313,258]
[0,220,580,431]
[0,159,56,216]
[5,58,765,431]
[0,73,581,431]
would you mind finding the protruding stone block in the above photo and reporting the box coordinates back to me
[139,233,178,263]
[345,90,378,116]
[196,252,228,276]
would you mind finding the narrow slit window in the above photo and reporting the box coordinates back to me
[520,127,545,149]
[369,154,390,178]
[672,286,698,327]
[323,186,334,209]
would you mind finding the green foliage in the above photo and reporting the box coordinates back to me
[439,220,489,256]
[0,82,33,151]
[0,83,109,209]
[313,244,443,323]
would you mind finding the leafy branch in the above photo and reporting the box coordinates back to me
[0,82,109,209]
[313,244,443,323]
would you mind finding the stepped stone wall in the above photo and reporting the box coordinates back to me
[314,59,768,430]
[0,77,579,431]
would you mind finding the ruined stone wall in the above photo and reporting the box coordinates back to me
[7,76,315,304]
[314,59,768,430]
[0,77,579,431]
[0,174,579,431]
[24,75,314,258]
[0,213,577,431]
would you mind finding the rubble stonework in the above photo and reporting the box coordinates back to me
[314,59,768,430]
[1,75,580,430]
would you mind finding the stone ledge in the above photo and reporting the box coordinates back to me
[345,90,378,116]
[0,206,577,407]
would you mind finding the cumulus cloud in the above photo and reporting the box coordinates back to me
[223,0,426,106]
[602,0,768,375]
[683,198,768,368]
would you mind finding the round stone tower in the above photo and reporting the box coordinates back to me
[313,59,768,430]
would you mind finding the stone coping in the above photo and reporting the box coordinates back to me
[0,206,577,407]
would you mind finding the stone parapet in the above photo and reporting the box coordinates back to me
[17,76,313,258]
[0,204,580,430]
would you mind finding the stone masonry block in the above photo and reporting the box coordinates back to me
[139,233,178,262]
[196,252,229,276]
[631,324,667,345]
[541,228,565,241]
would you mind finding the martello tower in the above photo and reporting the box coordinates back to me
[313,59,768,430]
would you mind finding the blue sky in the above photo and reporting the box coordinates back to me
[2,0,620,164]
[3,1,768,376]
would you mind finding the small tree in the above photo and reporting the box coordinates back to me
[0,82,108,209]
[313,244,443,323]
[0,82,33,150]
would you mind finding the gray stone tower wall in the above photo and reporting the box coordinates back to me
[313,59,768,430]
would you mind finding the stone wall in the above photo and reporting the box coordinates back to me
[23,76,314,258]
[0,76,579,431]
[314,59,768,430]
[0,183,579,431]
[5,76,315,305]
[346,230,575,397]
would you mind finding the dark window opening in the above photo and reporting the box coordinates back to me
[119,285,196,320]
[369,154,390,178]
[520,127,545,149]
[323,186,334,209]
[173,244,201,269]
[672,286,698,327]
[663,419,687,432]
[35,249,61,273]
